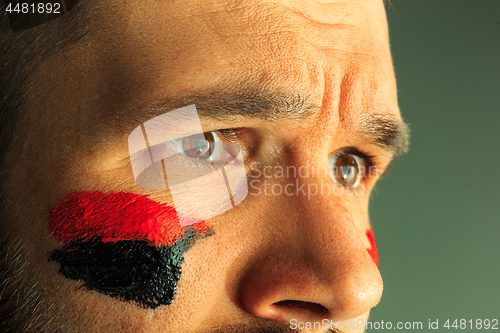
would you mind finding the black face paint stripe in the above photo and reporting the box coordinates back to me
[50,226,208,309]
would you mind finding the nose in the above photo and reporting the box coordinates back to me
[239,176,383,326]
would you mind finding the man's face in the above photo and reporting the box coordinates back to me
[4,0,408,332]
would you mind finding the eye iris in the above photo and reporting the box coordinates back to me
[334,154,360,186]
[182,132,215,159]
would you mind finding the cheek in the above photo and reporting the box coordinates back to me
[366,227,379,267]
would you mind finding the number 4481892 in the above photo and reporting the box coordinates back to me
[444,319,498,330]
[5,2,61,14]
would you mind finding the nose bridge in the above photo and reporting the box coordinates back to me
[240,158,383,324]
[248,148,375,264]
[281,170,375,280]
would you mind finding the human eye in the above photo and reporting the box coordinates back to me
[165,130,239,170]
[129,123,246,191]
[328,148,375,187]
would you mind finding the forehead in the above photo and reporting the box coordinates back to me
[26,0,400,154]
[64,0,397,122]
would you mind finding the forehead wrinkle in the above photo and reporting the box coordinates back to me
[276,0,387,57]
[279,0,382,27]
[332,53,402,155]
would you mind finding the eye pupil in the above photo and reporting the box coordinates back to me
[182,132,215,159]
[333,154,362,186]
[340,165,352,179]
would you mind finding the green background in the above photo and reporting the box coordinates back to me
[369,0,500,331]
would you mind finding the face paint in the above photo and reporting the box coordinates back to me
[49,191,209,246]
[366,227,379,267]
[48,191,210,309]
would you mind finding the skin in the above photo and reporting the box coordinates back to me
[3,0,406,332]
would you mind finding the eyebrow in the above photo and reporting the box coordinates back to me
[357,111,410,156]
[124,90,410,156]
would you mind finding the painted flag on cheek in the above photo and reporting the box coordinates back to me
[48,191,210,309]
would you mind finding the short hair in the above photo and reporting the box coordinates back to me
[0,2,93,331]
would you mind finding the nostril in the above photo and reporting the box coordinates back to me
[273,300,328,314]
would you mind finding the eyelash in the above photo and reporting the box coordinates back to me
[217,128,241,141]
[336,147,376,168]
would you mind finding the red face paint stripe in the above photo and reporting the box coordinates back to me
[48,191,208,246]
[366,227,379,267]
